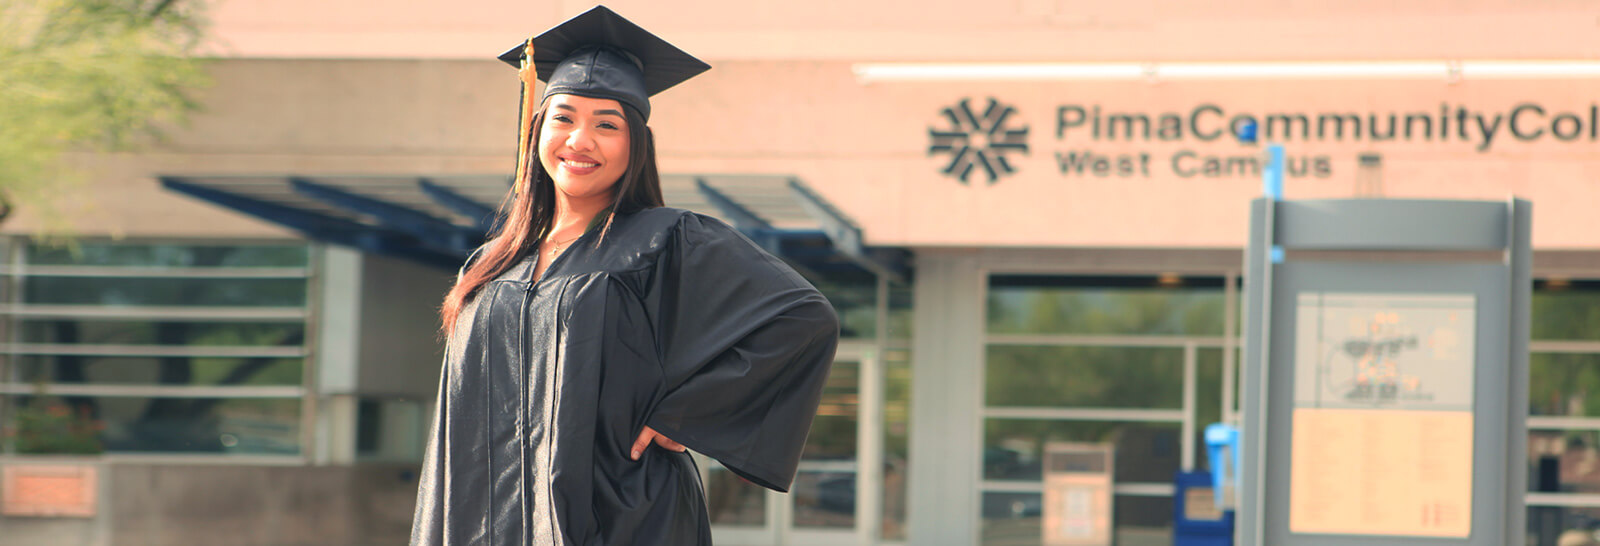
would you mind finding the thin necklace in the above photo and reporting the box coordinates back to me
[546,233,582,256]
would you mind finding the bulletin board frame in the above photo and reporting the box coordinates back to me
[1236,198,1531,546]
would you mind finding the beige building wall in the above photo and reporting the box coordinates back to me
[203,0,1600,62]
[12,0,1600,252]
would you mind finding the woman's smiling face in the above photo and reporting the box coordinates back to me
[539,94,631,207]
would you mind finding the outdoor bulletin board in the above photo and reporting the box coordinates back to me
[1237,199,1531,546]
[1289,292,1475,538]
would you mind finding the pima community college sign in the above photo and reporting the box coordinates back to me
[928,97,1600,184]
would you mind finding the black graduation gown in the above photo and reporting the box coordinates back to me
[410,207,840,546]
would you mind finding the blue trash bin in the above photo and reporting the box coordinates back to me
[1174,470,1234,546]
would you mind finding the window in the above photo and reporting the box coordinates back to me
[1526,279,1600,545]
[981,274,1232,545]
[0,240,311,457]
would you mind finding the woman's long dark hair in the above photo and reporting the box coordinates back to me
[440,101,663,335]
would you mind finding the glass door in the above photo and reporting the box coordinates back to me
[705,342,879,545]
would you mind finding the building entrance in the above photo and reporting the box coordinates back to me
[978,273,1239,545]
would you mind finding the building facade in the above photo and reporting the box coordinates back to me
[1,1,1599,545]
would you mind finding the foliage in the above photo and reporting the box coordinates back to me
[0,0,208,228]
[5,396,105,454]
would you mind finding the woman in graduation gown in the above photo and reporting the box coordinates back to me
[409,6,840,545]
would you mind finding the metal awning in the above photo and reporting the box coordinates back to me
[160,174,908,282]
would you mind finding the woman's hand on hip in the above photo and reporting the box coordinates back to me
[631,425,686,460]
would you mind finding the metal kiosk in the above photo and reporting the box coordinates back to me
[1237,198,1531,546]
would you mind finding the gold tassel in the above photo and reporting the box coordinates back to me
[513,37,538,198]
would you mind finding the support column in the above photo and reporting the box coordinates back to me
[906,250,985,545]
[312,246,362,465]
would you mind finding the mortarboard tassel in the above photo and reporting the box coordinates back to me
[513,38,538,201]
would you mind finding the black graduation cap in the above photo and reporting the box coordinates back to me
[497,5,710,121]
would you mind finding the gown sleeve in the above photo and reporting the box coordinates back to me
[643,212,841,493]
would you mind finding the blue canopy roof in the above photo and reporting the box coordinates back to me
[161,174,908,283]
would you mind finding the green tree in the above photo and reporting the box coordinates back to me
[0,0,207,227]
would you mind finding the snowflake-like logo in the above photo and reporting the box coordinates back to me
[927,97,1030,185]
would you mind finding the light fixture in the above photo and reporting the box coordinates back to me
[852,63,1147,82]
[851,60,1600,83]
[1157,62,1448,80]
[1458,61,1600,78]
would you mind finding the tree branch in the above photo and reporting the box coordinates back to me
[147,0,176,19]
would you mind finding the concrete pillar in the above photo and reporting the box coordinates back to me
[906,249,985,545]
[313,246,362,465]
